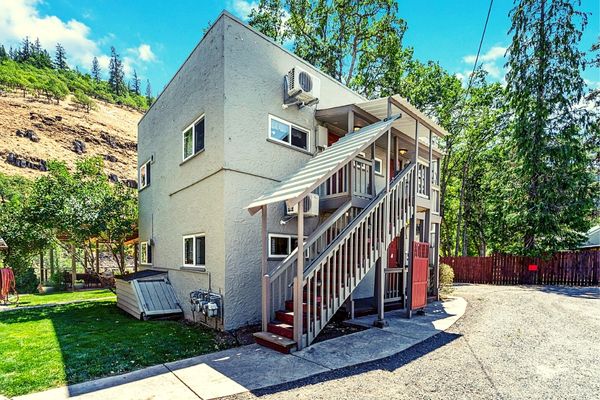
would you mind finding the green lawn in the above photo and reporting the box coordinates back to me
[10,289,116,307]
[0,298,220,397]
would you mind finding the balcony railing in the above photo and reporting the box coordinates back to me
[317,156,374,200]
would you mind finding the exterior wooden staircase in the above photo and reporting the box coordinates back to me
[254,163,417,353]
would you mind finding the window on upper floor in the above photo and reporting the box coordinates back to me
[269,115,310,151]
[183,115,205,161]
[183,234,205,267]
[140,241,152,265]
[374,157,383,175]
[139,160,151,190]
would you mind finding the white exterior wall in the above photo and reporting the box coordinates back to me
[137,20,226,321]
[139,12,380,330]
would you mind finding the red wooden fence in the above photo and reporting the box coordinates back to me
[441,251,600,286]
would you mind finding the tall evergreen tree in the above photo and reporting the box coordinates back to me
[17,36,32,62]
[0,45,7,60]
[108,46,124,95]
[131,69,141,95]
[91,56,101,81]
[505,0,596,254]
[145,79,153,103]
[54,43,68,70]
[8,46,16,60]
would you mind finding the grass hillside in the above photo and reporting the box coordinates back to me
[0,91,141,182]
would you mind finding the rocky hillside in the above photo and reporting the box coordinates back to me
[0,92,142,185]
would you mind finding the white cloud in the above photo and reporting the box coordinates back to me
[136,44,156,62]
[0,0,99,68]
[228,0,258,20]
[463,46,507,64]
[459,45,508,84]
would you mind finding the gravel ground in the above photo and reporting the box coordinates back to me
[226,285,600,400]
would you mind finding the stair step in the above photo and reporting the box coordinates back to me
[285,299,323,312]
[275,310,295,325]
[267,322,294,339]
[253,331,296,354]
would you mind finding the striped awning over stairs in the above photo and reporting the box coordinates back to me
[246,116,398,215]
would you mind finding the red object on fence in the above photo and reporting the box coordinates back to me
[441,251,600,286]
[0,268,18,303]
[411,241,429,310]
[528,264,538,271]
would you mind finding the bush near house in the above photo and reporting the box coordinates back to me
[439,263,454,295]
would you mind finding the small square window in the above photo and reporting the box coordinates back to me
[374,157,383,175]
[270,235,289,258]
[182,115,205,161]
[183,234,206,267]
[269,115,310,151]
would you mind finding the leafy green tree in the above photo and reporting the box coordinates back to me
[248,0,409,92]
[72,89,96,112]
[505,0,596,254]
[54,43,68,70]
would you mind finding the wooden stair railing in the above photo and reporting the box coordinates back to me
[255,163,417,352]
[300,163,416,346]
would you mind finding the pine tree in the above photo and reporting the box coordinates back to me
[505,0,596,254]
[131,69,141,95]
[91,57,101,81]
[0,45,7,60]
[54,43,68,70]
[8,46,16,60]
[145,79,153,104]
[33,38,42,55]
[108,46,124,96]
[18,37,31,62]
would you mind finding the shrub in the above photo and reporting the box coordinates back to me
[439,263,454,295]
[15,267,39,294]
[49,271,66,291]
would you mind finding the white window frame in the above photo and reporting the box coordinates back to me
[182,234,205,268]
[268,233,308,259]
[139,160,151,190]
[140,241,151,265]
[182,114,205,162]
[374,157,383,175]
[268,115,311,151]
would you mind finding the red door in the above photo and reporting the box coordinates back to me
[388,237,399,268]
[411,241,429,310]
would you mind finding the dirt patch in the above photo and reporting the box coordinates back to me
[0,92,142,181]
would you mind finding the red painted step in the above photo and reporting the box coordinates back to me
[275,310,295,325]
[267,322,294,339]
[285,299,324,312]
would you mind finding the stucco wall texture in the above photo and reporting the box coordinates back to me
[138,12,380,330]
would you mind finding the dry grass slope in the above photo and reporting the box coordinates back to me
[0,92,142,182]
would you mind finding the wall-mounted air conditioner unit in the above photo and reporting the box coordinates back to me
[316,126,328,150]
[284,66,321,107]
[286,193,319,217]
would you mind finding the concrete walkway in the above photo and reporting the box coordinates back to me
[14,297,466,400]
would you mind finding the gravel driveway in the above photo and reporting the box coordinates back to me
[227,285,600,400]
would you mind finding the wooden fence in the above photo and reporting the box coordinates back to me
[441,251,600,286]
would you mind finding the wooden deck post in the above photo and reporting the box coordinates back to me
[406,120,419,318]
[261,205,269,332]
[294,200,304,349]
[375,98,392,327]
[133,242,139,273]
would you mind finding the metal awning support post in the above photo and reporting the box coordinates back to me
[374,97,392,328]
[406,120,419,318]
[261,205,269,332]
[293,200,304,349]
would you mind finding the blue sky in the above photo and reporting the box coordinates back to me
[1,0,598,95]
